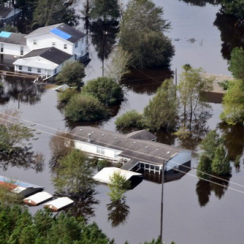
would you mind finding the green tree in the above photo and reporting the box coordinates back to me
[53,149,96,196]
[197,154,212,179]
[81,77,124,105]
[64,93,110,122]
[105,46,131,84]
[220,79,244,125]
[220,0,244,19]
[228,47,244,80]
[3,24,18,33]
[55,61,85,87]
[115,110,145,132]
[0,110,35,153]
[108,172,130,201]
[58,88,78,105]
[144,79,178,131]
[211,144,231,176]
[200,130,222,160]
[32,0,79,28]
[0,182,23,206]
[119,0,174,69]
[177,65,213,134]
[89,0,120,19]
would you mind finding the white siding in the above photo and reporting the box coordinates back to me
[74,140,122,161]
[26,33,73,55]
[0,42,29,56]
[73,37,87,58]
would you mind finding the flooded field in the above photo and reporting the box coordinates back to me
[1,0,244,244]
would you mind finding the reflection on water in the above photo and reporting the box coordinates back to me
[214,12,244,60]
[63,191,99,222]
[218,123,244,162]
[0,147,44,173]
[179,0,221,6]
[196,176,230,207]
[90,19,119,61]
[121,68,173,95]
[107,199,130,227]
[0,76,46,105]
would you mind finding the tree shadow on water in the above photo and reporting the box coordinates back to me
[107,199,130,228]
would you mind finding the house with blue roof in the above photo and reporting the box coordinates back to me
[0,23,88,76]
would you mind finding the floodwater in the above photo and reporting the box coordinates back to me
[1,0,244,244]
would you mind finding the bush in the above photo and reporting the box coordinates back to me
[58,89,78,105]
[81,77,124,105]
[115,110,144,132]
[97,159,112,170]
[55,61,85,87]
[64,94,110,122]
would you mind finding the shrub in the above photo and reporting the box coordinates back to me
[81,77,124,105]
[58,89,78,105]
[64,94,110,122]
[115,110,144,132]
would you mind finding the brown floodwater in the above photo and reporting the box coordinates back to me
[0,0,244,244]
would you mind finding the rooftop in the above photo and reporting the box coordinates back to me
[70,126,181,166]
[27,23,86,43]
[22,47,72,65]
[0,31,26,45]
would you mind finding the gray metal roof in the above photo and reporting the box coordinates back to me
[70,126,181,166]
[0,6,12,18]
[126,130,157,141]
[23,47,72,64]
[27,23,85,43]
[0,32,26,45]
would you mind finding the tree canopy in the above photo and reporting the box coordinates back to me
[119,0,174,69]
[220,79,244,125]
[144,79,178,131]
[228,47,244,80]
[81,77,124,105]
[64,93,110,122]
[55,61,85,87]
[53,149,96,196]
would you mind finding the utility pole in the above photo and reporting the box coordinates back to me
[102,31,107,77]
[160,162,165,243]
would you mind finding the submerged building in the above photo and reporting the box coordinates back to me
[70,126,191,175]
[0,23,88,76]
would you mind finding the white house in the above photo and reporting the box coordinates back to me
[70,126,192,175]
[0,23,87,75]
[13,47,73,76]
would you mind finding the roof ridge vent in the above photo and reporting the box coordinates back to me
[114,137,117,140]
[102,134,105,137]
[133,141,136,144]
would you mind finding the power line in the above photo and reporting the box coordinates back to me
[1,112,244,194]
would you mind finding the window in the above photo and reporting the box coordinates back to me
[1,44,3,52]
[96,146,105,155]
[28,67,32,72]
[74,54,77,60]
[114,151,120,158]
[64,44,67,49]
[52,42,55,46]
[75,42,78,48]
[37,68,41,73]
[54,68,57,74]
[33,40,37,45]
[19,65,22,71]
[20,46,23,55]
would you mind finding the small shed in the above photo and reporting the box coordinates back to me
[23,192,52,206]
[93,167,142,184]
[44,197,74,212]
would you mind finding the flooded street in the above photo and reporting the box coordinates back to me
[1,0,244,244]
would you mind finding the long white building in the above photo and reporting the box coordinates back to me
[0,23,88,76]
